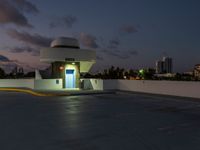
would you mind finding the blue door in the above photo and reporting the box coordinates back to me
[65,70,75,88]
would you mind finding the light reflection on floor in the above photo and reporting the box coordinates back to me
[0,92,200,150]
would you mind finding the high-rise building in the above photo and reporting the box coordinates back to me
[163,57,173,73]
[155,57,173,74]
[156,60,164,73]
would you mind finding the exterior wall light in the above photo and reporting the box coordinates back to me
[59,66,64,70]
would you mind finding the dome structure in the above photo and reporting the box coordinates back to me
[50,37,80,48]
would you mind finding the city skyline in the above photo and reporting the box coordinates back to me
[0,0,200,73]
[156,56,173,74]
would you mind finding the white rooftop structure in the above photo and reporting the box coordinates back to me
[40,37,96,72]
[50,37,80,48]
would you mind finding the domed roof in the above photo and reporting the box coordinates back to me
[50,37,80,48]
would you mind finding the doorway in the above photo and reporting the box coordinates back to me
[65,69,75,88]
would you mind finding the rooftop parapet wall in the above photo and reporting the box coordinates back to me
[103,80,200,99]
[0,79,62,90]
[0,79,34,89]
[34,79,63,90]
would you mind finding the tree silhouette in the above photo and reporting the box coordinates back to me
[0,68,5,78]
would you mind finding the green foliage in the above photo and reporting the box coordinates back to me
[82,66,197,81]
[138,68,156,80]
[0,67,5,78]
[24,71,35,78]
[83,66,137,79]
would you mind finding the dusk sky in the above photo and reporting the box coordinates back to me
[0,0,200,73]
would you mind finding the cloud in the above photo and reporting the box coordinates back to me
[0,55,20,73]
[98,36,138,59]
[0,55,10,62]
[108,38,120,49]
[49,15,77,28]
[0,54,35,73]
[119,25,138,34]
[105,50,129,59]
[0,0,32,27]
[101,49,138,59]
[79,32,99,48]
[0,0,38,28]
[9,46,40,56]
[129,50,138,55]
[63,15,77,28]
[12,0,39,14]
[49,22,57,28]
[7,29,53,47]
[0,62,17,73]
[96,56,104,60]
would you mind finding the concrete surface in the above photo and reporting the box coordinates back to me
[104,80,200,99]
[0,92,200,149]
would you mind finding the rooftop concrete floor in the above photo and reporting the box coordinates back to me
[0,91,200,149]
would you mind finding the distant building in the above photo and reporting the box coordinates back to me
[183,71,193,76]
[154,73,176,78]
[163,57,173,73]
[194,64,200,79]
[156,57,173,74]
[156,60,164,74]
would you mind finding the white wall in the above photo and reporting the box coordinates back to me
[81,79,103,90]
[103,80,118,90]
[91,79,103,90]
[1,78,199,98]
[34,79,63,90]
[0,79,34,89]
[103,80,200,99]
[40,48,96,72]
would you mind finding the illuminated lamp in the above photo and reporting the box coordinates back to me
[72,62,75,65]
[59,66,64,70]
